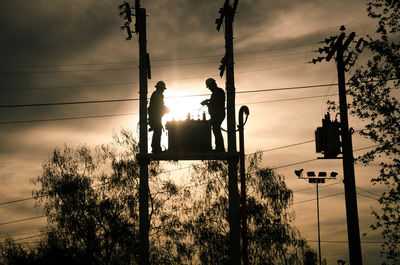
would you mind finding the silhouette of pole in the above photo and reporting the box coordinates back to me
[216,1,241,264]
[239,106,249,265]
[296,171,338,265]
[135,1,150,264]
[316,181,322,265]
[336,35,363,265]
[313,27,363,265]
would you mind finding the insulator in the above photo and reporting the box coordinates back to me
[324,36,337,44]
[355,38,366,53]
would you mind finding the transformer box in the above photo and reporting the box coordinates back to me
[166,118,211,153]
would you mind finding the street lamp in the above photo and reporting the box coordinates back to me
[295,169,338,265]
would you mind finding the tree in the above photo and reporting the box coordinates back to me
[31,130,143,265]
[1,129,316,264]
[176,152,317,264]
[348,1,400,264]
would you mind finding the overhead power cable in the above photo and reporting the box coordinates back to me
[0,230,44,239]
[294,192,344,204]
[0,59,306,75]
[0,145,378,210]
[356,192,379,200]
[256,144,379,171]
[0,93,341,125]
[0,113,136,125]
[0,82,137,92]
[306,240,385,244]
[0,98,140,109]
[241,93,339,105]
[0,216,45,227]
[247,140,315,156]
[0,82,338,109]
[0,43,314,70]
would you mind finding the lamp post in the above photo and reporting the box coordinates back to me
[295,169,338,265]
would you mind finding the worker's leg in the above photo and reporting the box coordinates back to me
[212,112,225,152]
[152,127,162,153]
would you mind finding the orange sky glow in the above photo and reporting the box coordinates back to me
[0,1,389,264]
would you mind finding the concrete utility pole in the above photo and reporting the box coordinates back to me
[313,26,363,265]
[216,1,241,264]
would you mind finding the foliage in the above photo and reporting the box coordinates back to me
[348,1,400,264]
[31,130,144,265]
[0,237,32,265]
[176,152,317,264]
[1,129,316,264]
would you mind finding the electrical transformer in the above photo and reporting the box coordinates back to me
[166,116,212,153]
[315,113,341,158]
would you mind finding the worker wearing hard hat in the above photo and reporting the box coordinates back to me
[201,78,226,152]
[148,81,169,153]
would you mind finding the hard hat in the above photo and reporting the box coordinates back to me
[155,81,166,90]
[205,78,216,87]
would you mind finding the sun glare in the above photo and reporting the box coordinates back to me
[163,96,210,123]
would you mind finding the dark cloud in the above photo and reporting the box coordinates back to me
[0,0,120,65]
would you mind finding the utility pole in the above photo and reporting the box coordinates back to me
[316,179,321,265]
[118,1,151,264]
[238,106,249,265]
[216,1,241,264]
[135,1,151,264]
[313,26,363,265]
[296,170,338,265]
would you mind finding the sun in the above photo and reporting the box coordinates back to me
[158,96,209,151]
[163,96,210,123]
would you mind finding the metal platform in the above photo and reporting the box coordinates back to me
[137,151,239,161]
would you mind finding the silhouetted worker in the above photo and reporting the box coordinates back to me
[148,81,169,153]
[201,78,225,152]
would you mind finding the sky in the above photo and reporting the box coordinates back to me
[0,0,388,264]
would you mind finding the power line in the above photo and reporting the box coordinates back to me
[0,98,140,109]
[0,145,378,210]
[356,192,379,201]
[0,191,377,228]
[272,158,319,170]
[293,181,342,193]
[236,83,338,95]
[0,57,307,75]
[3,76,397,94]
[306,240,385,244]
[0,197,34,206]
[0,82,337,109]
[240,94,338,105]
[0,92,340,125]
[0,82,137,92]
[0,230,44,239]
[271,145,378,170]
[1,183,341,239]
[0,216,45,227]
[247,140,315,156]
[357,186,381,197]
[0,113,136,125]
[0,44,314,70]
[294,192,344,204]
[0,166,195,207]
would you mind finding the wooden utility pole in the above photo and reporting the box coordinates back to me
[313,26,363,265]
[216,1,241,264]
[118,1,150,264]
[136,3,150,265]
[125,0,151,264]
